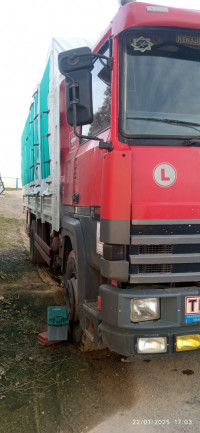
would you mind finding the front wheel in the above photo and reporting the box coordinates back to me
[64,250,96,351]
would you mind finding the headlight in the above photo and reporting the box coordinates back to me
[130,298,160,323]
[137,337,167,354]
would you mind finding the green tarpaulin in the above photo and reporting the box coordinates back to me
[21,59,50,186]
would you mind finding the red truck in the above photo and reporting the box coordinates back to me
[22,1,200,357]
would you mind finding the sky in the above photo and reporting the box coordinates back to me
[1,0,200,178]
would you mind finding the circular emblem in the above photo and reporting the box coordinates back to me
[153,163,177,187]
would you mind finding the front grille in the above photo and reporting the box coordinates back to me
[129,225,200,284]
[139,245,173,255]
[139,264,172,274]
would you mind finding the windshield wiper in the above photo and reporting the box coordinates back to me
[127,116,200,132]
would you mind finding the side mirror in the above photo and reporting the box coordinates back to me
[58,47,93,74]
[98,65,111,86]
[58,47,93,126]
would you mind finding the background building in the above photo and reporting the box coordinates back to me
[2,177,22,189]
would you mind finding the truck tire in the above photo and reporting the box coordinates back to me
[64,251,82,343]
[64,250,96,351]
[30,220,43,265]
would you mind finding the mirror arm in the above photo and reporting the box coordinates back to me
[67,52,113,70]
[99,141,113,151]
[94,54,113,70]
[71,83,113,152]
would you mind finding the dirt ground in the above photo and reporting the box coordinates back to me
[0,191,132,433]
[1,190,200,433]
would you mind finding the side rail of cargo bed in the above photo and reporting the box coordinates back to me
[24,195,62,271]
[23,195,53,224]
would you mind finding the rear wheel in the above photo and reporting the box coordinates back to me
[30,220,43,264]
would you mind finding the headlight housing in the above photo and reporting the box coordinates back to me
[130,298,160,323]
[137,337,167,354]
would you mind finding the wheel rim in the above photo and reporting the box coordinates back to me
[64,277,79,322]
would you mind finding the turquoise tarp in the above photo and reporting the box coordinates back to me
[21,57,50,186]
[33,91,39,181]
[40,58,50,179]
[21,108,34,186]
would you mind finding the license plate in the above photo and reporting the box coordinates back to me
[185,296,200,323]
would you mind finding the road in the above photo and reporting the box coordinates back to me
[90,352,200,433]
[0,190,199,433]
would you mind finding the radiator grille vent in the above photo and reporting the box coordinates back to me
[139,245,173,255]
[139,264,172,274]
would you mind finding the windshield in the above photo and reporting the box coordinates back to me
[120,28,200,141]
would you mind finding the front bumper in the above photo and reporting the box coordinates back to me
[98,284,200,357]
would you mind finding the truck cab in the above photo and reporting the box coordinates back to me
[58,2,200,357]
